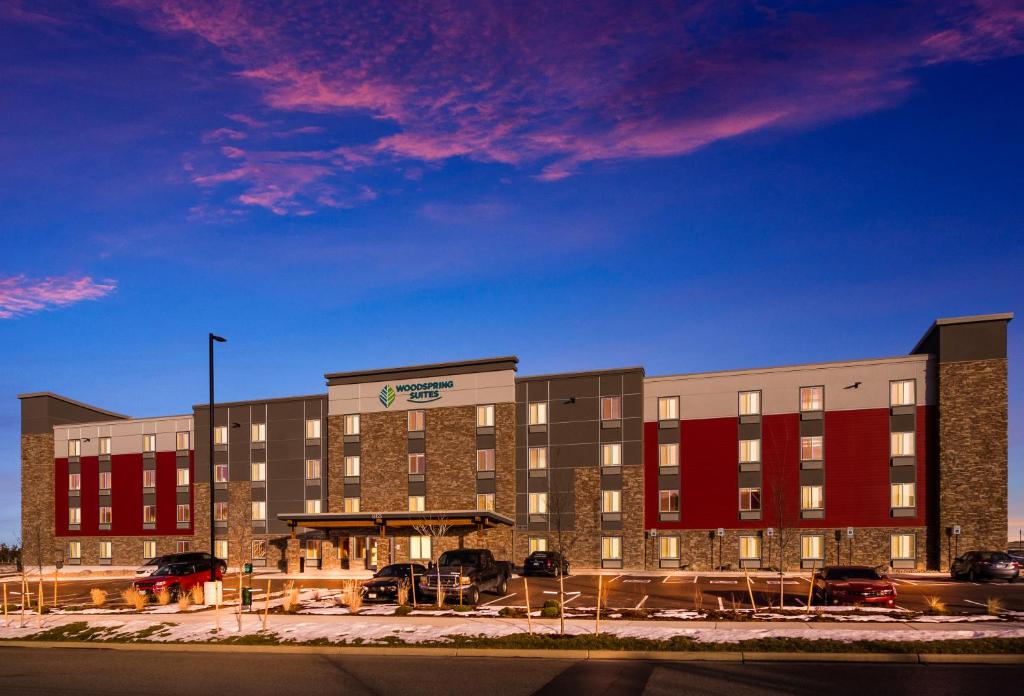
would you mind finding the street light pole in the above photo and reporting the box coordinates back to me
[209,332,226,582]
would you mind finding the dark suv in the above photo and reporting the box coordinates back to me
[950,551,1020,583]
[522,551,570,577]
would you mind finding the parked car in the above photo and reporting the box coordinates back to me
[813,566,897,607]
[135,552,226,578]
[522,551,570,577]
[133,558,223,599]
[362,563,427,603]
[950,551,1020,583]
[417,548,513,605]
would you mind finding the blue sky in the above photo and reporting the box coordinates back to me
[0,1,1021,543]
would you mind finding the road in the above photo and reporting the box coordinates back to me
[0,646,1019,695]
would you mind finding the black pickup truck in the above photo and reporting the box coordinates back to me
[417,548,513,605]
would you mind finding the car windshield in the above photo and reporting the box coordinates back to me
[152,564,190,577]
[438,550,480,566]
[375,565,405,578]
[529,552,550,559]
[824,567,882,581]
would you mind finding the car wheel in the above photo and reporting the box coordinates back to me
[495,576,508,595]
[170,584,181,600]
[465,587,479,606]
[564,564,570,577]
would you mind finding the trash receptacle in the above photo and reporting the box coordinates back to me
[241,587,253,607]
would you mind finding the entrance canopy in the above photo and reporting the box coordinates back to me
[276,510,513,537]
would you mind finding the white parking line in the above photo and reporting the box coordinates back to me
[479,593,516,607]
[793,597,805,607]
[635,595,648,609]
[717,596,724,610]
[709,580,738,585]
[622,579,650,584]
[964,599,986,607]
[610,575,625,583]
[693,575,700,584]
[562,592,582,606]
[662,575,670,583]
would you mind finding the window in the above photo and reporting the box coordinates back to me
[342,456,360,477]
[891,482,916,508]
[143,434,156,452]
[658,396,680,421]
[407,410,425,432]
[250,422,266,443]
[215,463,229,483]
[408,495,425,512]
[143,505,157,524]
[739,535,761,560]
[305,540,320,560]
[528,492,547,514]
[344,497,360,513]
[176,432,190,451]
[99,436,111,455]
[250,462,265,482]
[68,473,80,491]
[305,418,322,440]
[528,447,548,470]
[891,534,915,560]
[738,439,761,463]
[602,489,621,513]
[99,471,112,490]
[251,501,266,521]
[529,537,548,554]
[176,540,191,553]
[601,443,621,467]
[476,404,495,427]
[99,541,112,559]
[658,443,678,468]
[739,487,761,511]
[800,386,824,412]
[68,439,81,457]
[801,535,824,561]
[476,493,495,511]
[407,454,425,475]
[659,536,679,560]
[99,506,112,524]
[305,459,322,480]
[213,425,227,445]
[476,449,495,471]
[410,535,431,560]
[800,436,823,461]
[177,467,190,486]
[601,536,622,560]
[600,396,621,421]
[305,499,322,514]
[659,490,680,513]
[890,380,916,407]
[528,402,547,425]
[215,540,228,560]
[214,501,228,521]
[250,539,266,560]
[344,414,360,436]
[143,469,156,489]
[800,485,824,510]
[68,507,81,525]
[891,431,915,457]
[67,541,81,560]
[738,391,761,416]
[143,540,156,560]
[177,504,190,523]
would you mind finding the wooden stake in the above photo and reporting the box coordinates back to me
[262,579,270,632]
[37,577,43,626]
[3,582,7,627]
[806,560,816,614]
[410,563,417,607]
[53,567,58,609]
[744,569,757,612]
[523,575,532,634]
[595,574,602,635]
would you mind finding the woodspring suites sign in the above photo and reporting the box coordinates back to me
[379,380,456,407]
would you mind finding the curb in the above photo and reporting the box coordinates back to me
[1,641,1022,664]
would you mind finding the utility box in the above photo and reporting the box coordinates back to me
[203,581,223,605]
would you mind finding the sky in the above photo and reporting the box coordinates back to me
[0,1,1021,544]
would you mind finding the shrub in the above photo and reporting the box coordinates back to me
[453,604,474,612]
[341,580,364,614]
[540,606,560,618]
[924,595,947,615]
[177,592,191,611]
[282,582,300,613]
[692,584,703,611]
[396,579,410,607]
[394,605,414,616]
[542,599,560,610]
[499,606,526,618]
[156,588,171,606]
[89,589,107,608]
[986,597,1004,616]
[121,588,147,611]
[190,584,204,606]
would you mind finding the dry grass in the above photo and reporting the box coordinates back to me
[89,588,107,608]
[282,581,299,613]
[190,584,204,606]
[692,584,704,612]
[156,587,171,606]
[924,595,947,615]
[598,579,611,610]
[341,580,364,614]
[121,588,147,611]
[986,597,1004,615]
[177,592,191,611]
[396,579,410,606]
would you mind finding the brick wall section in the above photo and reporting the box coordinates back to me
[327,415,345,513]
[937,359,1008,568]
[21,433,55,569]
[425,406,476,509]
[361,410,408,512]
[192,482,211,554]
[227,481,252,567]
[622,464,645,569]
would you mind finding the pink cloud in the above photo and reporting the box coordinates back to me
[201,127,247,143]
[0,275,117,319]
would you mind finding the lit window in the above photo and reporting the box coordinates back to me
[67,541,81,560]
[528,492,547,514]
[143,469,156,489]
[305,459,322,480]
[800,386,824,412]
[99,506,112,524]
[305,540,320,560]
[477,404,495,427]
[214,540,228,560]
[344,414,361,436]
[891,534,915,560]
[600,396,621,421]
[344,456,361,477]
[659,490,680,512]
[738,391,761,416]
[476,493,494,511]
[601,443,621,467]
[99,541,112,560]
[250,422,266,443]
[250,462,265,482]
[407,410,425,432]
[251,501,266,521]
[215,464,229,482]
[739,439,761,463]
[800,485,824,510]
[213,425,228,445]
[528,447,548,470]
[99,437,111,455]
[410,535,431,560]
[67,439,81,457]
[476,449,495,471]
[800,436,823,461]
[891,431,915,457]
[529,538,547,553]
[658,396,679,421]
[739,535,761,560]
[529,402,547,425]
[409,495,425,512]
[143,505,157,523]
[659,536,679,559]
[659,443,678,468]
[68,507,81,525]
[214,502,228,521]
[305,418,321,440]
[602,490,621,513]
[68,473,80,491]
[407,454,425,475]
[344,497,360,513]
[99,471,112,490]
[252,539,267,560]
[177,467,190,486]
[305,499,322,514]
[801,535,824,561]
[176,540,191,553]
[177,504,190,523]
[176,432,190,451]
[739,487,761,511]
[601,536,622,560]
[890,380,916,407]
[143,434,156,453]
[891,483,916,508]
[143,540,156,560]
